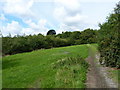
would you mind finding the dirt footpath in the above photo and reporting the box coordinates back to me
[86,45,118,88]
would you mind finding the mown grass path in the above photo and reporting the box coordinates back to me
[86,44,118,88]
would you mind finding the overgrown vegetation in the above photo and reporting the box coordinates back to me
[52,56,88,88]
[2,28,97,55]
[98,2,120,68]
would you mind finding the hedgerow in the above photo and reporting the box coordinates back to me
[98,2,120,68]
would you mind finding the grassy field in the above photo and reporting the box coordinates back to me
[3,44,89,88]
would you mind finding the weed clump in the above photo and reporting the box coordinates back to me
[51,56,89,88]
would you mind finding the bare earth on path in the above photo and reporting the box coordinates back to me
[85,45,118,89]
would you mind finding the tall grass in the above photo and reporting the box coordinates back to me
[52,56,88,88]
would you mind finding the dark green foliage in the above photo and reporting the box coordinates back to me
[2,29,97,55]
[56,29,97,45]
[98,2,120,68]
[2,37,13,55]
[47,29,56,35]
[2,34,45,55]
[79,29,97,44]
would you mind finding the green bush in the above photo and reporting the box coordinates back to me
[98,2,120,68]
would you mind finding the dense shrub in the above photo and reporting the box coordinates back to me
[98,2,120,68]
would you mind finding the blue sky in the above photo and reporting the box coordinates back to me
[0,0,119,36]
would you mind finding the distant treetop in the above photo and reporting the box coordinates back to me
[47,29,56,35]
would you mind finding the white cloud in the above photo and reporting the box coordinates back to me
[3,0,34,18]
[64,14,87,26]
[1,0,51,36]
[2,21,22,36]
[1,19,48,36]
[54,0,88,32]
[21,28,34,35]
[1,0,118,36]
[25,19,38,30]
[54,7,67,20]
[58,23,79,32]
[55,0,80,11]
[54,0,108,32]
[23,19,48,35]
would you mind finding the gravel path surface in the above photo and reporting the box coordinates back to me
[86,45,118,89]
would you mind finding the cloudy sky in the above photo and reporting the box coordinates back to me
[0,0,119,36]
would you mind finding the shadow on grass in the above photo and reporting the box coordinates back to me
[2,58,21,70]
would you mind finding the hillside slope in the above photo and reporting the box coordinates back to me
[3,44,89,88]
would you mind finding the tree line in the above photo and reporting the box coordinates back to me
[2,28,97,55]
